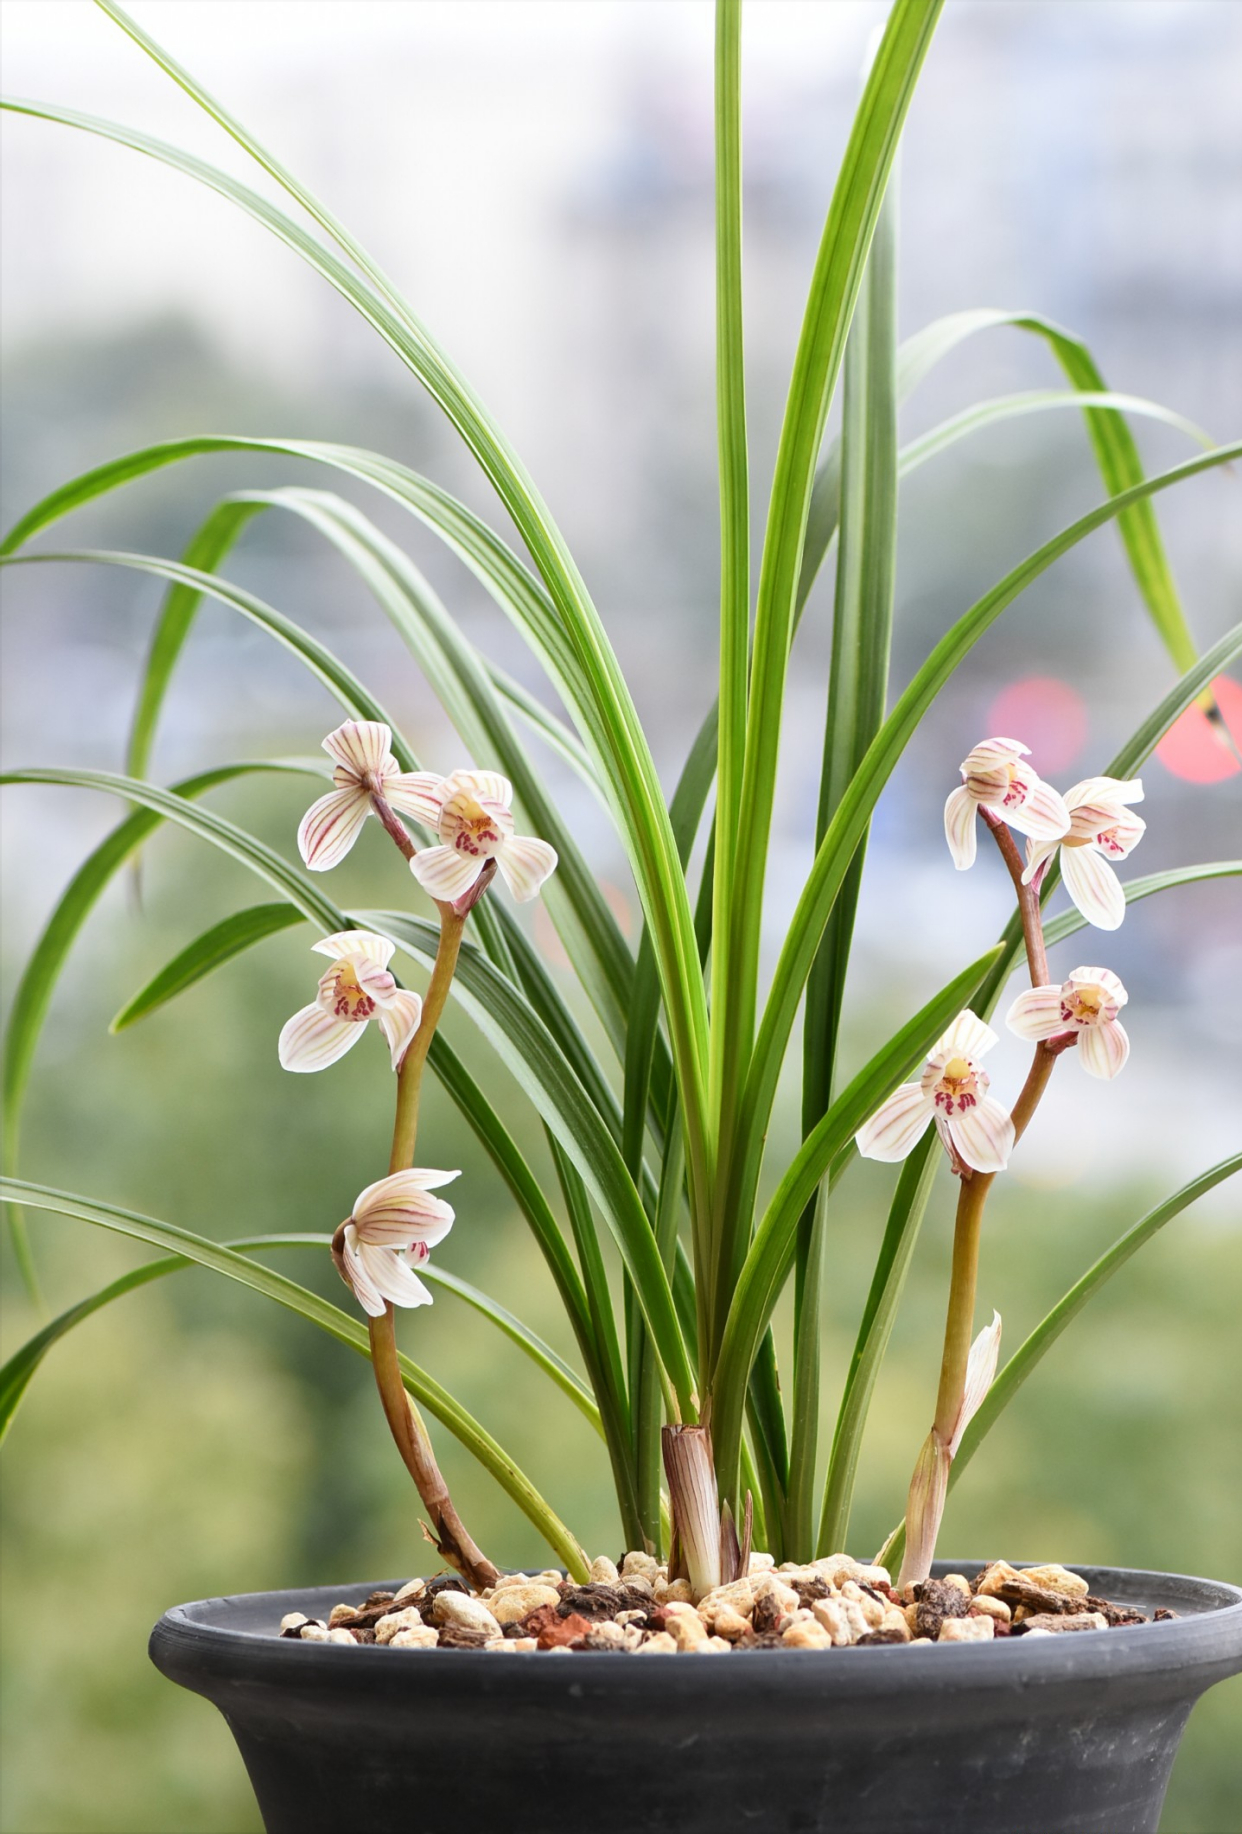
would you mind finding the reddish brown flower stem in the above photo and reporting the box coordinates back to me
[350,800,499,1587]
[367,783,417,861]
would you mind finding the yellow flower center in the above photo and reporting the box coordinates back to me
[933,1055,983,1115]
[320,961,378,1022]
[1062,983,1105,1026]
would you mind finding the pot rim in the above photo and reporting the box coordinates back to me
[151,1560,1242,1699]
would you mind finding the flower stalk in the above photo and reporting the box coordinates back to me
[300,729,521,1587]
[898,803,1069,1586]
[359,1247,498,1588]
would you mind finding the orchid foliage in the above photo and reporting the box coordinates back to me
[2,0,1240,1594]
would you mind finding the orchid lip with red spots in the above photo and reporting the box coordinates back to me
[398,768,558,905]
[1007,966,1130,1079]
[855,1010,1015,1174]
[278,931,422,1073]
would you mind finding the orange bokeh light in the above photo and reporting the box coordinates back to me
[1154,675,1242,784]
[985,677,1088,775]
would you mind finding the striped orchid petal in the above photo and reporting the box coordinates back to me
[278,1002,368,1073]
[340,1224,433,1316]
[1021,775,1145,928]
[324,719,393,778]
[297,720,411,870]
[353,1167,458,1250]
[335,1170,459,1318]
[496,834,559,903]
[377,991,424,1070]
[297,787,372,872]
[1060,840,1126,930]
[855,1082,936,1162]
[938,1097,1014,1175]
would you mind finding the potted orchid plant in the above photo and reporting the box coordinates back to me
[2,1,1239,1830]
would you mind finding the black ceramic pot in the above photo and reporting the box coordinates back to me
[149,1560,1242,1834]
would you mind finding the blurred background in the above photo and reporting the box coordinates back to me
[2,2,1239,1830]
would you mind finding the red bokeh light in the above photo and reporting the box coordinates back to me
[985,677,1088,775]
[1154,675,1242,784]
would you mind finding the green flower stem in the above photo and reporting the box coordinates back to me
[927,1040,1060,1445]
[389,900,467,1175]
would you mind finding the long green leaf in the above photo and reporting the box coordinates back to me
[2,544,415,751]
[0,1177,589,1576]
[878,1153,1242,1574]
[787,162,901,1559]
[708,0,750,1136]
[727,442,1242,1277]
[719,0,942,1208]
[423,1033,593,1366]
[711,944,1004,1501]
[1046,861,1242,949]
[110,903,304,1031]
[1,92,713,1226]
[897,308,1207,672]
[0,767,344,929]
[419,1262,603,1436]
[898,388,1212,475]
[0,432,596,799]
[125,500,265,780]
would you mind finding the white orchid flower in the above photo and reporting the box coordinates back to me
[278,931,422,1073]
[1022,776,1145,931]
[338,1168,458,1317]
[943,737,1070,871]
[298,720,435,871]
[1006,965,1130,1080]
[394,768,558,905]
[855,1011,1015,1174]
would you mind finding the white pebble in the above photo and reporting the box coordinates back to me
[431,1592,502,1640]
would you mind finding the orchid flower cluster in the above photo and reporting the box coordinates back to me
[279,718,556,1580]
[855,737,1144,1583]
